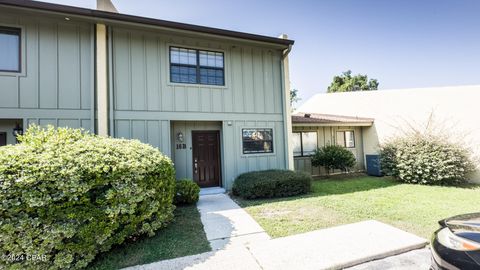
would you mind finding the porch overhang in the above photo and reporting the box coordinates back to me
[292,112,374,127]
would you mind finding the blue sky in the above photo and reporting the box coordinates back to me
[40,0,480,104]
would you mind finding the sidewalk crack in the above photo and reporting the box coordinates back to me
[245,245,264,270]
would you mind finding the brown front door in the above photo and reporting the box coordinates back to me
[192,131,221,187]
[0,132,6,146]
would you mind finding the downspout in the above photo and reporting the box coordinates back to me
[282,44,292,59]
[280,34,294,170]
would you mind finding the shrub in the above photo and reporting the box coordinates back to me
[311,145,356,174]
[380,134,475,185]
[0,125,176,270]
[232,170,312,199]
[174,179,200,205]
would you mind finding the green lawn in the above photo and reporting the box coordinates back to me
[235,176,480,239]
[87,205,211,270]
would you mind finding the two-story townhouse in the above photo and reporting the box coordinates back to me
[0,0,294,190]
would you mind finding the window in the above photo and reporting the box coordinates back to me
[336,130,355,148]
[293,131,318,157]
[0,27,21,72]
[292,133,302,156]
[242,128,273,154]
[170,47,224,86]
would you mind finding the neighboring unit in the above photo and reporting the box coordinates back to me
[297,85,480,182]
[0,0,295,190]
[291,112,373,176]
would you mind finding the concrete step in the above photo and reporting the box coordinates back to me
[199,187,226,196]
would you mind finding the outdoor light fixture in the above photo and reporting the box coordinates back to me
[176,132,184,142]
[12,123,23,143]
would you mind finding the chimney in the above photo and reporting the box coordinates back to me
[97,0,118,13]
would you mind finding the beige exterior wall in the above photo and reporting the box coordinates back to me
[298,85,480,182]
[96,24,108,136]
[293,125,364,176]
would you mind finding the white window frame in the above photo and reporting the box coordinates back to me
[336,130,355,148]
[166,43,228,89]
[293,131,318,157]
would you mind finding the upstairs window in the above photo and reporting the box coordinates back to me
[293,131,318,157]
[0,27,21,72]
[170,47,224,86]
[336,130,355,148]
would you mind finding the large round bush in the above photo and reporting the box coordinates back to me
[311,145,356,174]
[0,126,175,269]
[380,134,474,185]
[232,170,312,199]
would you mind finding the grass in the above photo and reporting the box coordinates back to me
[87,205,211,270]
[235,176,480,239]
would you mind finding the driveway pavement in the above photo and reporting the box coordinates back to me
[125,193,428,270]
[346,248,431,270]
[247,220,427,270]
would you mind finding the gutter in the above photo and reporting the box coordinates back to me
[0,0,294,47]
[282,43,293,59]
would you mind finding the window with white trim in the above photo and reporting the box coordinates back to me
[169,47,224,86]
[293,131,318,157]
[336,130,355,148]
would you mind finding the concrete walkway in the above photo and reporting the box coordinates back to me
[125,195,428,270]
[196,193,270,250]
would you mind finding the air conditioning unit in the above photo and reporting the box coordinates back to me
[365,154,382,176]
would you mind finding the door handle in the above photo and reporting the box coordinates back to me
[194,158,198,174]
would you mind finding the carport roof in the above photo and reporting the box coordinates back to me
[292,112,374,126]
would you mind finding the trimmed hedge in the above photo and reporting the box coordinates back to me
[380,134,474,185]
[174,179,200,205]
[232,170,312,199]
[311,145,356,174]
[0,126,176,269]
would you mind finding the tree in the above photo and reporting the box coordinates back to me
[290,89,301,111]
[327,70,379,93]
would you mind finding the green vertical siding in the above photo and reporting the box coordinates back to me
[110,27,288,188]
[114,119,171,156]
[0,8,289,189]
[0,10,95,132]
[111,27,284,114]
